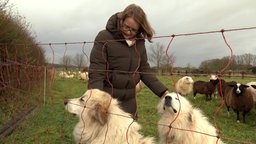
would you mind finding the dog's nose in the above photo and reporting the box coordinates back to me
[165,96,172,100]
[64,100,68,105]
[164,96,172,106]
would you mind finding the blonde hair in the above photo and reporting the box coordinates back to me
[118,4,155,42]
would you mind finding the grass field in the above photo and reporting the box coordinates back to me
[2,75,256,144]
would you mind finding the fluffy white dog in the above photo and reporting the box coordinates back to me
[157,92,224,144]
[64,89,155,144]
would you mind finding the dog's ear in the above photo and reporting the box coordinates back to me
[188,110,195,123]
[188,113,193,123]
[90,103,108,125]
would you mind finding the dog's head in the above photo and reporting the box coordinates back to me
[64,89,114,125]
[158,92,192,115]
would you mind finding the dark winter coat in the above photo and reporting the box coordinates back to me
[88,13,168,116]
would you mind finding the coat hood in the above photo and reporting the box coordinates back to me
[106,13,123,40]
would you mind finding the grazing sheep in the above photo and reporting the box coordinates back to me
[224,82,254,123]
[246,81,256,103]
[215,79,236,98]
[59,71,68,78]
[78,72,89,81]
[193,80,217,100]
[59,71,74,78]
[175,76,194,96]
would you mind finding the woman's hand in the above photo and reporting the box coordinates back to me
[161,90,169,99]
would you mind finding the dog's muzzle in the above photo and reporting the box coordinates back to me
[64,100,69,105]
[64,99,77,116]
[164,96,177,113]
[164,96,172,107]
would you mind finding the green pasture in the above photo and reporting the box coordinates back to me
[2,75,256,144]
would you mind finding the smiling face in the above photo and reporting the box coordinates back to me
[121,17,139,39]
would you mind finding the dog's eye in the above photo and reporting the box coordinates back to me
[80,97,84,102]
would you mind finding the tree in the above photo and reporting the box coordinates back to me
[252,67,256,74]
[148,42,175,69]
[59,55,72,70]
[234,53,256,66]
[198,56,237,73]
[73,53,87,70]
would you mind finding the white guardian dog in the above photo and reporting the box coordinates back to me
[64,89,155,144]
[157,92,224,144]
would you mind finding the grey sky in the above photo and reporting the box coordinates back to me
[9,0,256,67]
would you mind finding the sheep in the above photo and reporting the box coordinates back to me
[246,81,256,103]
[209,74,218,80]
[59,71,74,78]
[215,79,236,98]
[175,76,194,96]
[66,74,74,78]
[193,79,218,101]
[209,74,219,98]
[78,72,89,81]
[215,78,228,97]
[224,82,254,123]
[219,80,237,115]
[59,71,68,78]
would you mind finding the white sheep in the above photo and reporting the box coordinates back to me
[175,76,194,96]
[59,71,74,78]
[59,71,68,78]
[78,72,89,81]
[246,81,256,103]
[66,74,74,78]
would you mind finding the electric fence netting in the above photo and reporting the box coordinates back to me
[0,27,256,144]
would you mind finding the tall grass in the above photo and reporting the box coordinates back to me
[2,75,256,144]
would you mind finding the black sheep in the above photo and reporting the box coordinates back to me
[193,80,218,100]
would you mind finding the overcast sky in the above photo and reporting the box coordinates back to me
[9,0,256,67]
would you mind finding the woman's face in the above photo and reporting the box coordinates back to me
[121,17,139,39]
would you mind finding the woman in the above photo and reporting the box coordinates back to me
[88,4,169,117]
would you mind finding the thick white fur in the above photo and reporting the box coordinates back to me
[157,92,224,144]
[246,81,256,102]
[65,89,155,144]
[175,76,194,96]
